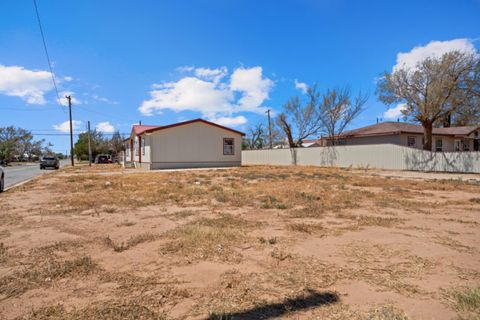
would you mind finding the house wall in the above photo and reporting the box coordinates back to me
[147,122,242,169]
[125,141,131,162]
[345,133,460,152]
[140,135,152,164]
[345,134,402,146]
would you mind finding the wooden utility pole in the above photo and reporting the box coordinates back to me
[266,109,273,149]
[87,121,92,166]
[66,95,74,167]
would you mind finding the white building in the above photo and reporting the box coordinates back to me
[124,119,244,169]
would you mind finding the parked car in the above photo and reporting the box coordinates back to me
[95,154,111,164]
[40,156,60,170]
[0,160,4,192]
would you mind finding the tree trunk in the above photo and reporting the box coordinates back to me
[442,113,452,127]
[422,121,433,151]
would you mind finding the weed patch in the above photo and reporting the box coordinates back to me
[0,256,97,297]
[103,233,158,252]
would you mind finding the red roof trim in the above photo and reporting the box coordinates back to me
[141,118,246,136]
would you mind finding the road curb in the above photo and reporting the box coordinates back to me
[4,175,39,192]
[3,164,69,192]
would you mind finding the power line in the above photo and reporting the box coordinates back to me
[32,0,66,113]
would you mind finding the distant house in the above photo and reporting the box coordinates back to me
[301,139,323,148]
[124,119,245,169]
[309,122,480,152]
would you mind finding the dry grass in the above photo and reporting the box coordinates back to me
[160,214,255,262]
[336,213,404,228]
[365,305,409,320]
[0,256,97,298]
[341,243,436,296]
[0,213,23,225]
[1,165,479,319]
[444,286,480,315]
[17,302,168,320]
[103,233,158,252]
[433,235,476,253]
[288,222,325,234]
[0,242,9,264]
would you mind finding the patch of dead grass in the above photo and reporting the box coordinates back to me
[0,212,23,225]
[160,214,255,263]
[433,235,475,253]
[103,233,158,252]
[0,256,97,298]
[341,243,436,296]
[287,222,325,235]
[337,213,404,228]
[16,302,168,320]
[443,285,480,319]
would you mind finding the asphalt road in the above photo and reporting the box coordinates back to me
[3,159,70,190]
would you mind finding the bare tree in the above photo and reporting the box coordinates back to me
[244,123,266,149]
[377,51,480,150]
[109,131,125,155]
[319,87,368,144]
[277,86,322,147]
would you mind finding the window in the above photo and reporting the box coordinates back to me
[134,137,138,156]
[407,136,416,147]
[223,138,234,155]
[435,138,443,152]
[126,143,130,157]
[454,140,461,152]
[141,138,145,155]
[462,140,470,151]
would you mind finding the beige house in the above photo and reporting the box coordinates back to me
[315,122,480,152]
[124,119,245,169]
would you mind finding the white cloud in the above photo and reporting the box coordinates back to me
[96,121,115,133]
[53,120,83,133]
[230,66,274,112]
[56,91,81,106]
[176,66,194,73]
[0,65,54,104]
[63,76,73,82]
[294,79,308,94]
[139,66,273,123]
[209,115,247,127]
[383,103,407,119]
[394,38,477,71]
[141,77,233,117]
[194,67,228,83]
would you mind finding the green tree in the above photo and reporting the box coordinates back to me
[0,126,52,162]
[377,51,480,150]
[74,130,108,160]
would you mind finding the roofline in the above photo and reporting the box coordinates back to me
[141,118,246,136]
[465,126,480,136]
[337,126,480,139]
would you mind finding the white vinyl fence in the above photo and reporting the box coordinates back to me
[242,144,480,173]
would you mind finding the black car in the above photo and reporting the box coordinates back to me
[95,154,111,164]
[0,160,4,192]
[40,157,60,170]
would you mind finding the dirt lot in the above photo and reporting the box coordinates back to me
[0,165,479,319]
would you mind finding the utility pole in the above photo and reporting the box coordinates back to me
[66,95,74,167]
[87,121,92,166]
[266,109,273,149]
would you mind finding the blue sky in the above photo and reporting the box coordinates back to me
[1,0,479,153]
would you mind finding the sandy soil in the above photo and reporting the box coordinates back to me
[0,164,479,319]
